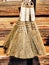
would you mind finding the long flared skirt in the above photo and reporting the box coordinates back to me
[4,21,46,59]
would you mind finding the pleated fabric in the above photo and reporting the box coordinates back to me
[4,1,46,59]
[4,21,46,59]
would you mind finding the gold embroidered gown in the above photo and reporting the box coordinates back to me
[4,1,46,59]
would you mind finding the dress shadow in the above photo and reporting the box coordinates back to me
[8,56,40,65]
[44,36,49,46]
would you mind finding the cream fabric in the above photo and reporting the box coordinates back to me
[4,1,46,59]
